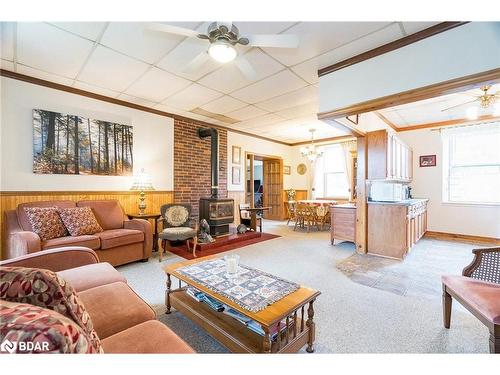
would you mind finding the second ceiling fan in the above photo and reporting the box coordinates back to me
[149,22,299,80]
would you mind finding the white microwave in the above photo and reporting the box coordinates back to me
[369,182,406,202]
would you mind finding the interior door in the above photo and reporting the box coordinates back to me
[262,158,283,220]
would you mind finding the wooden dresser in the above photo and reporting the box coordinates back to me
[330,204,356,244]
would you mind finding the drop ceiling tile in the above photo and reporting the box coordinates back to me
[125,67,191,102]
[320,23,403,67]
[198,49,285,94]
[116,93,157,107]
[79,45,149,92]
[184,112,214,123]
[16,64,74,86]
[263,22,390,66]
[235,22,296,36]
[225,105,268,122]
[163,83,223,111]
[275,102,318,120]
[401,22,440,35]
[0,59,14,70]
[233,113,285,130]
[255,85,318,112]
[156,34,222,81]
[17,22,95,78]
[153,103,186,116]
[1,22,15,61]
[289,58,319,85]
[73,81,120,98]
[231,70,307,104]
[49,22,108,41]
[200,95,247,114]
[101,22,199,64]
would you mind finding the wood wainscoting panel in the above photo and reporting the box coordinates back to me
[0,190,173,259]
[228,191,246,225]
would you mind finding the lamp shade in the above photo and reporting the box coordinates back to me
[130,168,155,191]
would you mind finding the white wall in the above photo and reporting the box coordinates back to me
[398,129,500,238]
[319,22,500,113]
[0,77,174,191]
[226,131,308,191]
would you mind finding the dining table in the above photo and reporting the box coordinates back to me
[297,199,338,206]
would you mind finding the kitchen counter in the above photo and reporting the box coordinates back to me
[367,198,429,206]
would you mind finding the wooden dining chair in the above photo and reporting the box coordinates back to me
[285,200,297,226]
[315,205,330,231]
[294,203,318,232]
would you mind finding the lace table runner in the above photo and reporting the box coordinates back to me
[177,258,300,312]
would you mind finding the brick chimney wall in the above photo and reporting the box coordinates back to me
[173,118,228,218]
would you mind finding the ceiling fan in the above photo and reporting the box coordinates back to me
[148,22,299,80]
[442,85,500,119]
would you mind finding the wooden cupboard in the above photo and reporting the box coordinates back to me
[367,200,427,259]
[367,130,413,181]
[330,205,356,244]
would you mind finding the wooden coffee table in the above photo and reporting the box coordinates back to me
[163,255,321,353]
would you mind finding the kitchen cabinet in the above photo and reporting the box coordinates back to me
[367,130,413,181]
[330,204,356,244]
[367,199,427,259]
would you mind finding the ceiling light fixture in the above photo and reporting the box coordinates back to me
[208,40,237,63]
[300,129,323,162]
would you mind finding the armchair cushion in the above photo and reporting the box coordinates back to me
[160,227,197,241]
[23,207,68,241]
[42,235,100,250]
[96,229,144,250]
[0,300,101,354]
[0,267,102,352]
[58,207,103,236]
[77,200,125,230]
[442,275,500,324]
[57,262,127,292]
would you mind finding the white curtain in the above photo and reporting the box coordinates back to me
[341,141,355,198]
[308,158,319,199]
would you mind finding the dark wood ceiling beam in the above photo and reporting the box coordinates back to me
[318,22,469,77]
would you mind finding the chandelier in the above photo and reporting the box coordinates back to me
[300,129,323,162]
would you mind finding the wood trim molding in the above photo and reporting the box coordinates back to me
[424,231,500,246]
[292,135,355,146]
[0,69,290,146]
[318,68,500,120]
[374,111,398,131]
[318,22,468,77]
[396,114,500,132]
[0,190,173,196]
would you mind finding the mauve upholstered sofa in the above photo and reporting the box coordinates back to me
[4,199,152,266]
[0,247,194,353]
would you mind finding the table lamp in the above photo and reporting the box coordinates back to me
[130,168,155,215]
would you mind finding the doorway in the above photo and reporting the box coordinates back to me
[245,153,283,220]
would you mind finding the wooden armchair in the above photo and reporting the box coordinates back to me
[442,247,500,353]
[285,201,297,226]
[158,204,199,260]
[239,203,262,232]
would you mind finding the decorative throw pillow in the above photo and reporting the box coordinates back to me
[0,300,101,354]
[58,207,103,236]
[23,207,68,241]
[0,266,103,353]
[165,206,189,227]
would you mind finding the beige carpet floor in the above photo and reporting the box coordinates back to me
[118,220,489,353]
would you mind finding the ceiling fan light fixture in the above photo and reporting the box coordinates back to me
[208,40,237,63]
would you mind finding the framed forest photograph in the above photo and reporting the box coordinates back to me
[33,109,133,176]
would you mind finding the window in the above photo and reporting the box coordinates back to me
[442,121,500,204]
[314,144,350,198]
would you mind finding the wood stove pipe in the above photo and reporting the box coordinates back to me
[197,127,219,198]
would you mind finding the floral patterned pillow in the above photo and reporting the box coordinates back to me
[0,300,101,354]
[58,207,103,236]
[0,266,103,353]
[23,207,68,241]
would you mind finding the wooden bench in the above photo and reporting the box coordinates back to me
[442,247,500,354]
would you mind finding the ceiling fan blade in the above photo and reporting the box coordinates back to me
[147,23,200,38]
[234,55,257,81]
[441,99,478,112]
[245,34,299,48]
[183,51,210,74]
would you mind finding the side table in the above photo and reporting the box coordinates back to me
[127,213,161,252]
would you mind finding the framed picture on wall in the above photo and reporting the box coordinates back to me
[232,146,241,165]
[232,166,241,185]
[419,155,436,167]
[283,165,291,175]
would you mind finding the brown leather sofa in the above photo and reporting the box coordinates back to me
[0,247,194,353]
[4,199,152,266]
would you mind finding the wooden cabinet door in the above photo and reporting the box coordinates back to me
[408,148,413,180]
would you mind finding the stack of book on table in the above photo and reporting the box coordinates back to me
[186,287,292,341]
